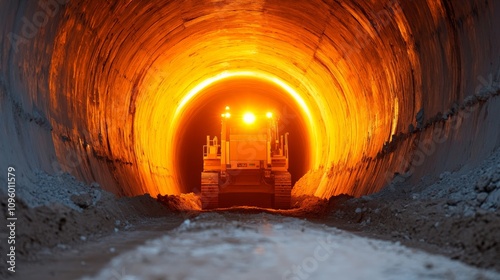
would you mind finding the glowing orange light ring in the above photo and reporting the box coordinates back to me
[169,70,319,176]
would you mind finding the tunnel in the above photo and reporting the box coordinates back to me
[1,0,500,203]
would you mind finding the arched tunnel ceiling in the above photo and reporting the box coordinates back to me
[1,0,499,199]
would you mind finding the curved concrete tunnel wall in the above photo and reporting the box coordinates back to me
[1,0,499,200]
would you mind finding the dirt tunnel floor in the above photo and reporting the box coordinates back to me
[8,211,500,280]
[1,148,500,279]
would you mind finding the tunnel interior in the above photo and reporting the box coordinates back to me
[1,0,500,206]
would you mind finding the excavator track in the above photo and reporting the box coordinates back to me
[274,172,291,209]
[201,172,219,209]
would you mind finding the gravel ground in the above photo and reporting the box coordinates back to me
[84,212,500,280]
[0,171,179,279]
[323,147,500,271]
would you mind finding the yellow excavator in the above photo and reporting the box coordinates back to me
[201,106,291,209]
